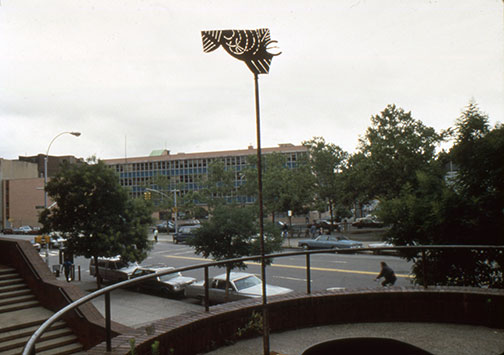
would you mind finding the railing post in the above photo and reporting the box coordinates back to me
[105,291,111,351]
[422,249,427,289]
[204,266,209,312]
[306,253,311,294]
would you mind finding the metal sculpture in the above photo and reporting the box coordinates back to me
[201,29,280,75]
[201,28,280,355]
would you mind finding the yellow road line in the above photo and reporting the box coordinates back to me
[163,254,412,278]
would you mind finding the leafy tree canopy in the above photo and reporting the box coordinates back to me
[242,152,314,221]
[189,204,282,266]
[377,102,503,288]
[357,104,445,200]
[303,137,348,221]
[40,160,152,287]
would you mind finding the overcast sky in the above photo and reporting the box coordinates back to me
[1,0,502,161]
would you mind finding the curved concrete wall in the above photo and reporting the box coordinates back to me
[89,287,504,355]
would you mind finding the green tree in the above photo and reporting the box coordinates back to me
[39,160,152,288]
[339,152,373,217]
[188,204,282,298]
[196,160,236,213]
[378,102,503,288]
[241,153,314,222]
[357,104,444,200]
[303,137,348,222]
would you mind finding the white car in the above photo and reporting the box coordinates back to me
[185,272,292,305]
[368,241,397,255]
[89,256,140,282]
[130,266,196,297]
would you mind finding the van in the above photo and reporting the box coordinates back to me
[89,256,139,282]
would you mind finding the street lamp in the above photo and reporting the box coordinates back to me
[201,28,280,355]
[44,131,81,264]
[145,188,179,238]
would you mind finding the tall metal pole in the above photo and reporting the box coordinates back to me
[173,190,178,237]
[254,73,270,355]
[44,131,80,264]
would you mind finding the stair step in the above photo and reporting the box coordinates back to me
[0,299,39,313]
[36,334,81,353]
[0,273,20,281]
[0,294,36,307]
[0,326,73,352]
[0,321,66,343]
[1,306,54,332]
[0,278,24,287]
[37,342,84,355]
[0,283,28,294]
[0,267,16,275]
[0,288,32,300]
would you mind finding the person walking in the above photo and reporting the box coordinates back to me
[153,228,159,242]
[63,259,73,282]
[375,261,396,286]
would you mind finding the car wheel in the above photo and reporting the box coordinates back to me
[302,244,309,250]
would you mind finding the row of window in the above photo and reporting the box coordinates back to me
[113,154,300,174]
[108,151,305,203]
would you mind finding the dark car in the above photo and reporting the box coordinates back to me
[298,235,363,250]
[312,219,340,232]
[130,266,196,297]
[156,221,175,233]
[174,224,201,244]
[352,217,384,229]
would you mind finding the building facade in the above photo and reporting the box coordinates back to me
[102,144,308,203]
[1,144,308,230]
[1,156,81,230]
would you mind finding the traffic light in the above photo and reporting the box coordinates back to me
[144,191,152,200]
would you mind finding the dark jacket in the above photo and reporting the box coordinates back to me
[378,264,396,283]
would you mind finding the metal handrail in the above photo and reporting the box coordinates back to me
[22,245,503,354]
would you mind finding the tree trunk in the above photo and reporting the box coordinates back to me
[225,265,231,301]
[94,255,102,289]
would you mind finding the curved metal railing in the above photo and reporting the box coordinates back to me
[22,245,503,354]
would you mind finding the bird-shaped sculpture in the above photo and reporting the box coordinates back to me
[201,29,281,75]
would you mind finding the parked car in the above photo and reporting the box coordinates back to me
[185,272,292,305]
[129,266,196,297]
[89,256,139,282]
[46,232,67,248]
[352,217,384,229]
[312,219,340,232]
[298,235,363,250]
[174,224,201,244]
[368,241,399,255]
[156,221,175,233]
[13,225,33,234]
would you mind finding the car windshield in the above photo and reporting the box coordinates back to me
[234,275,261,291]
